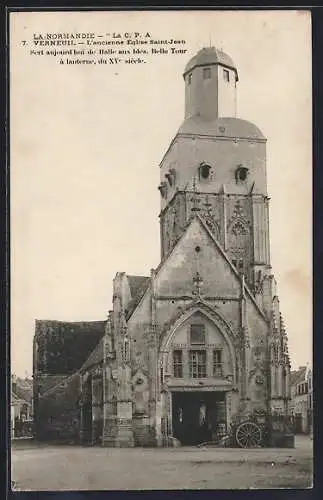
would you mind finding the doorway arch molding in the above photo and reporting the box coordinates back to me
[158,300,237,385]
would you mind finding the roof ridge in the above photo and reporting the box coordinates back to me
[41,370,81,397]
[79,336,105,373]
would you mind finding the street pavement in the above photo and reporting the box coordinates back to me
[11,435,313,490]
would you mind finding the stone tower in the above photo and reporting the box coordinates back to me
[159,47,270,293]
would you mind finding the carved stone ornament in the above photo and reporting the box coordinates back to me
[132,369,148,392]
[255,375,265,385]
[231,220,248,236]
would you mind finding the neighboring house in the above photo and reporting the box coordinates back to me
[11,376,33,438]
[307,368,313,435]
[289,365,312,434]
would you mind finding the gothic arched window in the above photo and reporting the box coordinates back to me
[229,220,249,250]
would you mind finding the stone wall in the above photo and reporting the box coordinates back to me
[35,372,81,442]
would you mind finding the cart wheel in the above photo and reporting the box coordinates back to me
[235,421,262,448]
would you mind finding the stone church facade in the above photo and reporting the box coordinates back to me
[33,47,291,447]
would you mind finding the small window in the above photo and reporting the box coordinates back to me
[223,69,230,82]
[232,259,237,268]
[235,166,249,183]
[189,350,207,378]
[190,324,206,345]
[213,350,223,377]
[173,350,183,378]
[238,259,244,270]
[203,67,211,79]
[188,73,192,84]
[199,163,211,180]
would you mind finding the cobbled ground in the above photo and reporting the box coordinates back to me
[11,435,313,490]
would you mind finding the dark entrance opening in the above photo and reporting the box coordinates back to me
[172,391,226,445]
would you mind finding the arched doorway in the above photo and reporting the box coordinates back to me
[158,303,236,445]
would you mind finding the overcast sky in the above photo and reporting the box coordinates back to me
[10,10,312,377]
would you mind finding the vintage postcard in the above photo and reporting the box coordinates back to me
[10,9,312,490]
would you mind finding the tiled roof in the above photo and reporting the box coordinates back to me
[125,275,150,320]
[37,375,67,395]
[15,386,32,403]
[40,371,81,413]
[290,366,307,386]
[12,378,33,403]
[34,320,106,375]
[178,116,265,140]
[79,275,150,372]
[42,371,80,399]
[80,337,105,372]
[35,319,106,339]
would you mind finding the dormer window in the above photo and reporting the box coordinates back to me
[203,67,211,79]
[235,165,249,183]
[223,69,230,82]
[199,163,212,180]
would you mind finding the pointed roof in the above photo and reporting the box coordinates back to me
[154,213,268,322]
[127,275,150,297]
[78,275,151,372]
[290,366,307,386]
[125,275,150,320]
[40,371,81,413]
[37,375,67,395]
[80,337,105,372]
[14,385,33,403]
[41,370,80,398]
[12,377,33,403]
